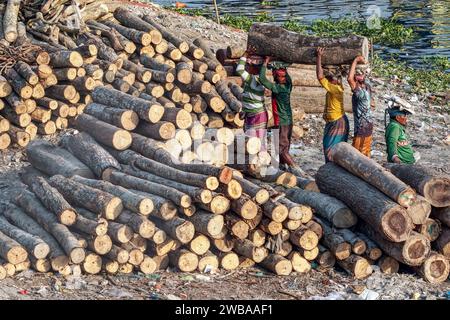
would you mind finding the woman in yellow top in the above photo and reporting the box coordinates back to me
[316,47,349,162]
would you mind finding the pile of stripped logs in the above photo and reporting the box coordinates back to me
[285,142,449,283]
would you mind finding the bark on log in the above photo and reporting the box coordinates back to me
[113,8,162,44]
[358,223,430,266]
[72,175,154,216]
[435,227,450,259]
[354,232,382,261]
[183,210,224,238]
[0,202,69,272]
[14,61,39,85]
[15,191,85,264]
[49,51,83,68]
[115,210,155,239]
[20,172,77,226]
[233,239,268,263]
[26,140,95,178]
[316,163,413,242]
[72,214,108,237]
[4,68,32,99]
[330,142,416,207]
[130,189,177,221]
[106,170,191,209]
[107,221,133,244]
[61,131,121,179]
[315,217,351,260]
[385,164,450,208]
[334,228,366,255]
[92,86,164,123]
[248,23,369,65]
[317,245,336,268]
[48,175,123,220]
[431,206,450,228]
[71,113,132,151]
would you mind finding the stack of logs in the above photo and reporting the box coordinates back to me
[285,142,449,283]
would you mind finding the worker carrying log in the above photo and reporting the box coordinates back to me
[316,47,349,162]
[236,46,267,144]
[259,57,302,175]
[384,96,416,164]
[347,55,375,157]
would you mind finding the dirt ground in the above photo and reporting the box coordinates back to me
[0,1,449,300]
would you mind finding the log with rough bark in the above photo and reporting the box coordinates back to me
[330,142,416,207]
[354,232,382,261]
[72,213,108,237]
[431,206,450,228]
[48,175,122,220]
[234,238,268,263]
[131,189,177,221]
[260,254,292,275]
[4,68,32,98]
[0,202,69,272]
[0,216,36,262]
[20,171,77,226]
[71,113,132,151]
[3,0,21,43]
[385,163,450,208]
[61,132,121,179]
[337,254,372,279]
[72,175,154,216]
[113,8,162,44]
[152,216,195,244]
[248,23,368,65]
[316,163,413,242]
[107,221,133,244]
[135,121,175,141]
[315,217,351,260]
[15,191,85,264]
[185,211,224,238]
[8,125,30,146]
[334,228,366,255]
[262,200,288,223]
[26,140,95,178]
[109,149,218,191]
[92,86,164,123]
[359,223,430,266]
[105,170,191,209]
[232,175,269,205]
[105,244,129,264]
[316,245,336,268]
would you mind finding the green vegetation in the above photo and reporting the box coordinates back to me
[372,54,450,95]
[282,20,308,33]
[163,6,207,17]
[220,12,274,31]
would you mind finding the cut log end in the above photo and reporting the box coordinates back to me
[289,252,311,273]
[206,177,219,191]
[139,198,154,216]
[33,243,50,260]
[378,256,399,274]
[419,253,450,284]
[383,207,413,242]
[70,247,86,264]
[104,197,123,220]
[60,209,77,226]
[424,177,450,208]
[112,130,133,150]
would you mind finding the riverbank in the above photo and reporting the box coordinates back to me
[0,1,448,300]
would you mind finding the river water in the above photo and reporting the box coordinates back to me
[152,0,449,68]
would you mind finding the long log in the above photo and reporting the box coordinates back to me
[115,210,155,239]
[113,8,162,44]
[130,189,177,221]
[0,216,39,261]
[315,217,351,260]
[15,191,85,264]
[248,23,368,65]
[61,131,121,179]
[316,163,413,242]
[26,140,95,178]
[121,165,212,205]
[431,206,450,228]
[106,170,191,209]
[72,175,154,216]
[385,164,450,208]
[92,86,164,123]
[152,217,195,244]
[330,142,416,207]
[48,175,123,220]
[0,202,69,272]
[435,226,450,258]
[71,113,132,151]
[20,171,77,226]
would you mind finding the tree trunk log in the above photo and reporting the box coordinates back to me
[71,113,132,151]
[15,191,85,264]
[406,195,431,225]
[385,164,450,208]
[20,172,77,226]
[315,217,351,260]
[92,86,164,123]
[337,254,372,279]
[115,210,155,239]
[26,140,95,178]
[113,8,162,44]
[377,256,399,274]
[248,23,369,65]
[152,217,195,244]
[316,163,413,242]
[358,223,430,266]
[48,175,123,220]
[415,252,449,284]
[61,131,121,179]
[107,221,133,244]
[416,218,441,242]
[330,142,416,207]
[0,202,69,272]
[168,248,198,272]
[431,206,450,228]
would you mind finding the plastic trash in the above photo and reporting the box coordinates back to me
[359,289,380,300]
[18,289,28,295]
[37,286,49,297]
[195,274,211,282]
[308,291,345,300]
[166,294,182,300]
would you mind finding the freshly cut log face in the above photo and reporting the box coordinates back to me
[316,163,413,242]
[260,254,292,275]
[416,252,449,284]
[386,163,450,208]
[406,195,431,225]
[288,252,311,273]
